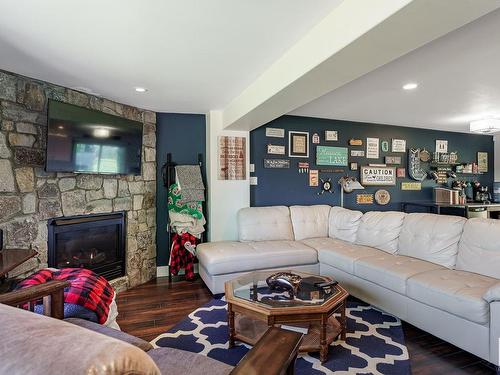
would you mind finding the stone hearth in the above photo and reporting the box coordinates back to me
[0,70,157,290]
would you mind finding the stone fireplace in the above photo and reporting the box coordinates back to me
[48,212,126,280]
[0,69,157,290]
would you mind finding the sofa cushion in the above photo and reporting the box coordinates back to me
[288,205,330,240]
[407,269,498,325]
[354,254,444,295]
[302,237,384,274]
[197,240,318,275]
[398,213,466,268]
[456,218,500,279]
[355,211,406,254]
[238,206,293,242]
[148,347,232,375]
[328,206,363,243]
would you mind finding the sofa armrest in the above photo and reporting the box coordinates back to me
[483,282,500,303]
[230,327,303,375]
[65,317,154,352]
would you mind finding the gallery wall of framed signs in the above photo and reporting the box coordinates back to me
[249,115,494,210]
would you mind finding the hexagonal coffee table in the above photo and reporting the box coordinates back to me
[225,270,349,363]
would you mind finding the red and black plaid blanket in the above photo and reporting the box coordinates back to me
[16,268,114,324]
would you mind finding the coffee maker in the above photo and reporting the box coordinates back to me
[473,182,491,204]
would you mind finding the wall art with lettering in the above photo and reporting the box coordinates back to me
[218,136,246,180]
[360,166,396,186]
[289,131,309,158]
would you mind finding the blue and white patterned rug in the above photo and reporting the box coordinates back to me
[151,297,410,375]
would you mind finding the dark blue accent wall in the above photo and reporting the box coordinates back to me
[156,113,206,266]
[250,115,494,211]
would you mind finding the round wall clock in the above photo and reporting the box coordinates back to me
[375,189,391,205]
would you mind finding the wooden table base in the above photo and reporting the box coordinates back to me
[229,309,346,362]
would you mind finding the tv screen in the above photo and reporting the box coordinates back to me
[46,100,143,175]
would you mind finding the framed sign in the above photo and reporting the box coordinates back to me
[264,159,290,169]
[265,127,285,138]
[356,194,374,204]
[366,138,379,159]
[349,139,363,146]
[401,182,422,191]
[316,146,348,166]
[289,131,309,158]
[298,162,309,173]
[309,170,319,187]
[267,144,285,155]
[350,162,358,171]
[381,140,389,152]
[360,166,396,186]
[396,167,406,178]
[218,136,246,180]
[312,133,320,144]
[436,140,448,153]
[478,152,488,173]
[385,156,402,165]
[325,130,338,141]
[351,150,365,157]
[391,139,406,153]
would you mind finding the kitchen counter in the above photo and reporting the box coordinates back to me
[401,201,500,218]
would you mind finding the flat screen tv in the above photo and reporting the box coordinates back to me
[46,100,143,175]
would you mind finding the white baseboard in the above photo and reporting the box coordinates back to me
[156,264,199,277]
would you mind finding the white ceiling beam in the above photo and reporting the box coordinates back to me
[222,0,500,131]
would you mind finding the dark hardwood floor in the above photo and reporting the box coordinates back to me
[116,277,496,374]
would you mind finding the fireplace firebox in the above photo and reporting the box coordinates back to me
[48,212,126,280]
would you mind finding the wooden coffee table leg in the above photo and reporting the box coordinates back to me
[228,302,235,348]
[320,314,328,363]
[340,300,347,341]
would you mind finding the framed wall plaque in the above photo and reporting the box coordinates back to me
[356,194,374,204]
[351,150,365,157]
[396,168,406,178]
[267,144,285,155]
[289,131,309,158]
[391,139,406,153]
[218,136,246,180]
[265,127,285,138]
[436,140,448,153]
[477,152,488,173]
[312,133,320,144]
[309,170,319,187]
[366,138,379,159]
[385,156,402,165]
[325,130,338,141]
[381,140,389,152]
[360,166,396,186]
[401,182,422,190]
[264,159,290,169]
[316,146,348,166]
[349,139,363,146]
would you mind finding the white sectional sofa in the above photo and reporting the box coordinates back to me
[197,205,500,366]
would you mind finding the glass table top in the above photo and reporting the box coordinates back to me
[228,270,341,308]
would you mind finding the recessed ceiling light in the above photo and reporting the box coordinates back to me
[402,82,418,90]
[135,87,147,93]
